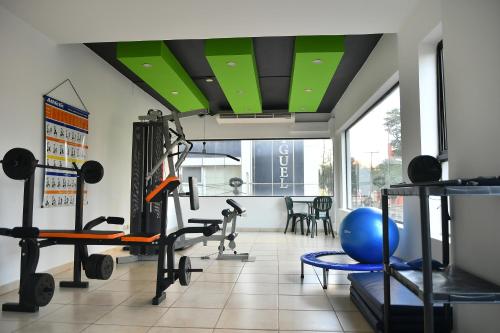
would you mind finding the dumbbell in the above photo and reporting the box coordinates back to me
[1,148,104,183]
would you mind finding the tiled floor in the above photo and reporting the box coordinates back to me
[0,232,372,333]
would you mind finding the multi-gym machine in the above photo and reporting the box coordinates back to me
[118,109,253,263]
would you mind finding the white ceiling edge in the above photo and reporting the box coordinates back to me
[0,0,418,44]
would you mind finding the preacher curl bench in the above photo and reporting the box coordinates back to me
[0,148,219,311]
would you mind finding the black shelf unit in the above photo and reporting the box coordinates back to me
[381,183,500,333]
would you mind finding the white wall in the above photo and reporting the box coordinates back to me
[442,0,500,331]
[0,5,164,286]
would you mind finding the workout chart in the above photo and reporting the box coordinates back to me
[42,96,89,208]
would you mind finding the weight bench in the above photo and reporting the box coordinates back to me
[0,150,219,312]
[181,177,254,261]
[187,198,254,262]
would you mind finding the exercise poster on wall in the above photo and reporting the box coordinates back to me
[42,96,89,208]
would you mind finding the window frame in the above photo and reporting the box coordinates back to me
[344,83,400,209]
[436,40,448,161]
[180,137,334,198]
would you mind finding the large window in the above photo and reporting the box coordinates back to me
[179,139,333,197]
[346,85,403,220]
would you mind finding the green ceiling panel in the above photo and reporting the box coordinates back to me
[205,38,262,114]
[289,36,344,113]
[117,41,208,112]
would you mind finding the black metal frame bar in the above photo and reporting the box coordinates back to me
[2,173,40,312]
[382,183,458,333]
[436,40,448,161]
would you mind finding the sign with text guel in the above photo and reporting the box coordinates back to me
[43,96,89,207]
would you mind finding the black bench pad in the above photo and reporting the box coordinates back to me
[188,218,223,224]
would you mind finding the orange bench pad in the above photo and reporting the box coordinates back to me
[121,234,160,242]
[39,230,125,239]
[145,176,181,203]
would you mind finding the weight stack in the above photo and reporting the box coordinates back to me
[129,122,164,256]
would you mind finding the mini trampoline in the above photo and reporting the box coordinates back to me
[300,251,405,289]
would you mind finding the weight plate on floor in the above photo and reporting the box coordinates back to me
[178,256,191,286]
[23,273,55,306]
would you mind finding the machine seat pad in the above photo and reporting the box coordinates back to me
[121,233,160,242]
[39,230,125,239]
[188,218,223,224]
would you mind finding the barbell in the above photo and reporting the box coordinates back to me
[1,147,104,184]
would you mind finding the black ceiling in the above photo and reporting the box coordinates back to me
[86,34,381,114]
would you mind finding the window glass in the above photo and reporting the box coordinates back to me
[346,86,403,220]
[180,139,333,197]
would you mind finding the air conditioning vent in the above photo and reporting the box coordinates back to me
[216,113,295,124]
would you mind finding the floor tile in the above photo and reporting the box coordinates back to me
[15,321,89,333]
[279,274,319,284]
[0,320,27,333]
[232,283,279,295]
[156,307,221,328]
[40,304,112,324]
[149,328,213,333]
[216,309,278,330]
[68,291,131,306]
[328,295,358,311]
[240,266,278,275]
[278,310,342,331]
[325,285,350,296]
[97,280,154,293]
[0,303,63,324]
[213,328,276,333]
[336,311,372,331]
[122,292,182,307]
[83,324,150,332]
[196,273,239,283]
[96,305,167,326]
[226,294,278,309]
[187,282,235,294]
[237,274,278,284]
[279,295,332,310]
[278,284,326,296]
[205,266,243,274]
[173,291,229,308]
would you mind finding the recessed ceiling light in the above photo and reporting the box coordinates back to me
[142,63,153,68]
[226,61,237,67]
[312,59,323,64]
[205,78,214,83]
[171,91,179,95]
[304,88,313,93]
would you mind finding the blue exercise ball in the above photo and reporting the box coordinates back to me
[339,207,399,264]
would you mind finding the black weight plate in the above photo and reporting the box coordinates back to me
[24,273,55,306]
[81,160,104,184]
[407,155,442,183]
[85,254,99,279]
[85,254,114,280]
[2,148,37,180]
[98,255,114,280]
[178,256,191,286]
